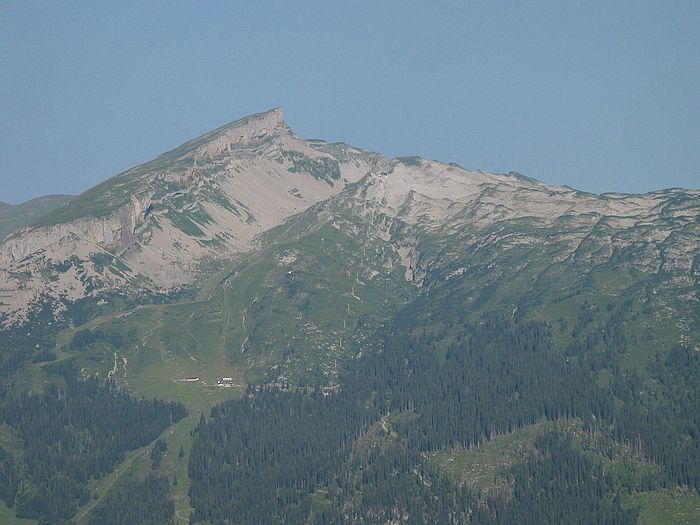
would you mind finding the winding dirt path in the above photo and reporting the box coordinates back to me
[74,445,152,524]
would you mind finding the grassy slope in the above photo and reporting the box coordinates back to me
[52,285,248,524]
[623,489,700,525]
[13,222,371,522]
[430,419,554,492]
[1,278,246,523]
[8,262,695,525]
[20,230,694,523]
[8,211,407,522]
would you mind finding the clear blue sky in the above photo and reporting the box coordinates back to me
[1,1,698,203]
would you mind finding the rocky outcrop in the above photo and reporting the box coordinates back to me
[328,158,700,288]
[117,194,153,251]
[197,108,287,157]
[0,193,153,265]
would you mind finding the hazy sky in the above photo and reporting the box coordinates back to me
[1,1,698,203]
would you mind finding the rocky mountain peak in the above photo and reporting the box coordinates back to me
[0,108,374,322]
[221,106,285,138]
[196,107,288,157]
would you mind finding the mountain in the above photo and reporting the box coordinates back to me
[0,194,74,242]
[0,109,698,524]
[0,108,376,322]
[3,108,696,382]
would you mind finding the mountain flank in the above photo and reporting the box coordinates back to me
[0,108,698,524]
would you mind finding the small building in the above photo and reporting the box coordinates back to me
[217,377,234,387]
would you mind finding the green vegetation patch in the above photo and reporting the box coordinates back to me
[623,489,700,525]
[165,210,206,237]
[281,150,341,184]
[396,155,422,166]
[430,419,553,491]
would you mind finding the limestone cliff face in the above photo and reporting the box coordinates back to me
[117,194,153,251]
[0,193,152,265]
[322,159,700,290]
[197,108,287,157]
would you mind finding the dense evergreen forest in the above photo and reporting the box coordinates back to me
[187,304,693,524]
[485,432,637,525]
[0,365,186,524]
[88,473,174,525]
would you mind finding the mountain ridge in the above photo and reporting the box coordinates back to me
[0,108,697,331]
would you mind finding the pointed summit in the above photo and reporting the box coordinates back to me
[217,107,285,134]
[197,107,287,157]
[242,106,284,127]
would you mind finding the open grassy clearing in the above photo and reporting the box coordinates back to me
[429,419,553,492]
[7,270,250,524]
[622,489,700,525]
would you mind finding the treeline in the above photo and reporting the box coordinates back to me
[0,368,186,523]
[89,473,174,525]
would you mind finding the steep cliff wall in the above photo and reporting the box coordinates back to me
[0,193,152,265]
